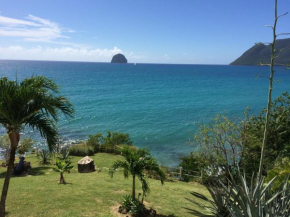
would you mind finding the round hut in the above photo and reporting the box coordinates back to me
[78,156,95,173]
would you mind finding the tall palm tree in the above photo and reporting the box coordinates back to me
[110,147,165,201]
[0,76,74,216]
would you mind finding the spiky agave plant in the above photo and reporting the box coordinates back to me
[38,149,52,164]
[188,186,230,217]
[222,172,290,217]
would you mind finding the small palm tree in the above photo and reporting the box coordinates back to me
[54,158,74,184]
[109,147,165,201]
[0,76,74,216]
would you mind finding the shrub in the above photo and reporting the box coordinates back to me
[121,195,133,211]
[0,134,10,164]
[69,143,94,156]
[38,149,52,164]
[87,133,103,152]
[130,200,147,216]
[241,92,290,175]
[266,157,290,190]
[57,147,72,163]
[18,138,34,155]
[119,194,147,216]
[103,131,133,149]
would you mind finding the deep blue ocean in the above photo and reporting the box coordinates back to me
[0,60,289,166]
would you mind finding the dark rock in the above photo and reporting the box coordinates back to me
[111,53,127,63]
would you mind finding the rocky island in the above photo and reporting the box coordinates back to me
[111,53,128,63]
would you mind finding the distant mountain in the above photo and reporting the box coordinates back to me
[111,53,127,63]
[230,38,290,65]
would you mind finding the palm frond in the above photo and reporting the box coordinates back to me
[109,160,130,178]
[24,113,58,151]
[0,76,74,150]
[138,172,150,195]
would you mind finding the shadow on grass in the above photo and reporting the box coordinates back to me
[155,214,177,217]
[58,182,73,185]
[182,191,214,217]
[182,207,213,217]
[0,166,52,178]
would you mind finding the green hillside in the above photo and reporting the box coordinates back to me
[230,38,290,65]
[0,153,212,217]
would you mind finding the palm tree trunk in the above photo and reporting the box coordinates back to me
[60,173,65,184]
[0,132,19,217]
[132,175,136,201]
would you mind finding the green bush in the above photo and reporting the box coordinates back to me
[120,194,147,216]
[121,195,133,211]
[87,133,103,152]
[241,92,290,175]
[69,143,94,156]
[38,149,52,164]
[0,134,10,164]
[18,138,34,155]
[130,199,147,216]
[103,131,133,149]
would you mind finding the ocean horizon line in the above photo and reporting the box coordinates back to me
[0,59,231,66]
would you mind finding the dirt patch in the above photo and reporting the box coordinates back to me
[94,198,102,204]
[111,205,132,217]
[114,190,126,194]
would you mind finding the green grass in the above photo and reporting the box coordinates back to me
[0,153,213,217]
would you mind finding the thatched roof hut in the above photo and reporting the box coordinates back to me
[78,156,95,173]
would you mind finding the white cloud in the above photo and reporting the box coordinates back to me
[0,46,123,62]
[126,52,148,60]
[164,54,170,60]
[0,15,72,43]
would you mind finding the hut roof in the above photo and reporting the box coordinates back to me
[78,156,94,165]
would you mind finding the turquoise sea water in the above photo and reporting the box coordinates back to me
[0,60,289,166]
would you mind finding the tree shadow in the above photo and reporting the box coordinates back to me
[58,182,73,185]
[0,166,52,178]
[155,214,177,217]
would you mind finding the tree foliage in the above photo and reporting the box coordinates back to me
[188,114,243,182]
[103,131,133,149]
[0,76,74,215]
[54,158,74,184]
[241,92,290,175]
[17,138,34,155]
[0,135,10,163]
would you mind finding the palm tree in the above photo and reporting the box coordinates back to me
[109,147,165,201]
[0,76,74,216]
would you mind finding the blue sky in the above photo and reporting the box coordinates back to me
[0,0,289,64]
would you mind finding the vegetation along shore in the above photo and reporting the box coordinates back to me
[0,0,290,216]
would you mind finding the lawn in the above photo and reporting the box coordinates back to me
[0,153,213,217]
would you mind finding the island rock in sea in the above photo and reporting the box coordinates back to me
[111,53,128,63]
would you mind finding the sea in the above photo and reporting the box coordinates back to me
[0,60,289,166]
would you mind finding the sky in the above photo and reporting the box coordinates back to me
[0,0,289,64]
